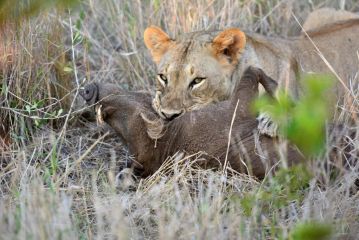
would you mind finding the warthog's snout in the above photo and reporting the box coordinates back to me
[80,83,99,105]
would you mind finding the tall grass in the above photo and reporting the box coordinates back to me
[1,0,358,239]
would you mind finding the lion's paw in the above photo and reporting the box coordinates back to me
[257,113,278,137]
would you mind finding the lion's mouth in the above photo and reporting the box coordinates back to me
[152,96,185,121]
[155,108,184,121]
[161,111,183,121]
[156,110,167,120]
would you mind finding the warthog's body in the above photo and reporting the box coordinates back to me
[81,67,303,178]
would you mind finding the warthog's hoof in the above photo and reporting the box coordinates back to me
[115,168,137,192]
[257,113,278,137]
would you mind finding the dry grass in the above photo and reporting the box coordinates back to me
[1,0,359,239]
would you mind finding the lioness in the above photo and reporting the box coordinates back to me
[144,15,359,136]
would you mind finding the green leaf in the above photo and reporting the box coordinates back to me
[290,221,332,240]
[57,108,64,117]
[50,143,58,176]
[240,194,256,216]
[73,31,83,44]
[254,73,335,156]
[25,105,31,114]
[63,66,73,72]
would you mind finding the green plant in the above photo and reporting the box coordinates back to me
[290,221,332,240]
[0,0,80,25]
[240,164,312,214]
[255,74,335,156]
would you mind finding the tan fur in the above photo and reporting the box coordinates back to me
[296,19,359,83]
[144,26,174,64]
[212,28,246,65]
[303,8,359,32]
[143,17,359,121]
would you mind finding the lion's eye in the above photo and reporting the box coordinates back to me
[157,74,168,86]
[189,77,206,89]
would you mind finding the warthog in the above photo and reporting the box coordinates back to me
[81,67,303,178]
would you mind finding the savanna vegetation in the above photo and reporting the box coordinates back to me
[0,0,358,239]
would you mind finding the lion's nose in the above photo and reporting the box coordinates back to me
[161,110,184,121]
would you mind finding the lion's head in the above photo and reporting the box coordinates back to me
[144,26,246,120]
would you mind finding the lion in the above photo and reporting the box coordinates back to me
[144,11,359,136]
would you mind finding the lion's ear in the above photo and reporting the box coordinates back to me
[144,26,173,64]
[212,28,246,64]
